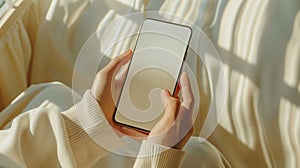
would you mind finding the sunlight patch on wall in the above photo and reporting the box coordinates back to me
[218,0,243,51]
[235,0,269,65]
[229,69,259,150]
[284,11,300,93]
[218,64,234,134]
[279,98,300,168]
[218,0,269,65]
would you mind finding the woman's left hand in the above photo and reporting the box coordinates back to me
[91,49,145,138]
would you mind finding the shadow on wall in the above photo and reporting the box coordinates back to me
[201,0,300,167]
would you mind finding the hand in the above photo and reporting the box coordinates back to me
[91,49,145,137]
[148,71,194,149]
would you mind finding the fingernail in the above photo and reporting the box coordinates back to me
[161,90,168,102]
[162,89,171,97]
[161,90,166,104]
[182,71,187,77]
[124,49,131,55]
[181,71,187,80]
[161,90,166,97]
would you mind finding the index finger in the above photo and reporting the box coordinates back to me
[179,71,194,109]
[103,49,132,74]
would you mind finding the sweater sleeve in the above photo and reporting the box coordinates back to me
[133,140,186,168]
[61,90,124,167]
[0,90,124,168]
[0,101,77,168]
[0,89,185,167]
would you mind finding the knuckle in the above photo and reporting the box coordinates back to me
[112,56,121,63]
[187,94,194,102]
[164,116,176,125]
[166,97,181,107]
[96,71,102,77]
[96,70,106,78]
[185,98,195,109]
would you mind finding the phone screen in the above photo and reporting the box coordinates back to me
[114,18,192,132]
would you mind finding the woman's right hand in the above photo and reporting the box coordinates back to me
[147,71,195,149]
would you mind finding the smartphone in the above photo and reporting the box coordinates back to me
[113,18,192,133]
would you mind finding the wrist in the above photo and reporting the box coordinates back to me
[75,90,124,148]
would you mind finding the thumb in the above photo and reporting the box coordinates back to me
[161,89,180,120]
[160,89,171,106]
[103,49,132,74]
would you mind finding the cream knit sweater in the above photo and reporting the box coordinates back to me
[0,90,185,168]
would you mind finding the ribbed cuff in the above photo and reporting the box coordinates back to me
[134,140,185,168]
[62,90,124,154]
